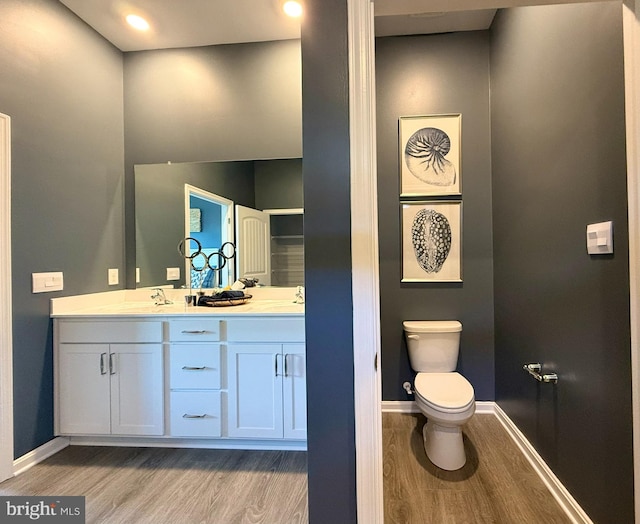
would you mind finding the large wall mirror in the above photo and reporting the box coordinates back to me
[134,157,303,289]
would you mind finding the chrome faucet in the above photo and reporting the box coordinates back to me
[150,288,172,305]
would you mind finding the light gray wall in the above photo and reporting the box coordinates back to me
[491,3,632,523]
[123,40,302,287]
[376,31,495,401]
[0,0,125,457]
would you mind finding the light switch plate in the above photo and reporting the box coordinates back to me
[167,267,180,280]
[587,221,613,255]
[32,272,63,293]
[108,268,119,286]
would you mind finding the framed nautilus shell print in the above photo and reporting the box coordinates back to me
[401,201,462,282]
[399,114,461,197]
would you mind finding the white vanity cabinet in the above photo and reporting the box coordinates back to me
[52,300,306,449]
[227,318,306,440]
[55,320,164,436]
[167,319,223,437]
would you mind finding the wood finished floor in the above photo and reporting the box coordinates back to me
[0,414,573,524]
[383,413,574,524]
[0,447,308,524]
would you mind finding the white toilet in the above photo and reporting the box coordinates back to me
[403,320,475,471]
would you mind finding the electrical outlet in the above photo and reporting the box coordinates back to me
[108,268,119,286]
[167,267,180,280]
[32,272,64,293]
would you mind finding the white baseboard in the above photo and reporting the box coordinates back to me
[381,400,495,414]
[13,437,69,476]
[382,399,592,524]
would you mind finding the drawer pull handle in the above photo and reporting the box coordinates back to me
[182,413,207,419]
[181,330,208,334]
[100,353,107,375]
[109,353,116,375]
[182,366,207,371]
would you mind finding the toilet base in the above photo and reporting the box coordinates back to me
[423,420,466,471]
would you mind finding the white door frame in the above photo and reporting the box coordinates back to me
[623,1,640,522]
[348,1,384,522]
[184,184,235,288]
[0,112,13,482]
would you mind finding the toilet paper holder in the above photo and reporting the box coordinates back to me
[523,363,558,384]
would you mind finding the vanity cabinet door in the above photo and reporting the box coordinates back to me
[283,344,307,440]
[110,344,164,436]
[58,344,111,435]
[227,344,284,439]
[56,343,163,436]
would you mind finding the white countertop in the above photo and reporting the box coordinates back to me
[50,288,304,318]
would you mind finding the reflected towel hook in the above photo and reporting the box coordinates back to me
[523,363,558,384]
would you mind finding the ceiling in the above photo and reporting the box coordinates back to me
[58,0,498,52]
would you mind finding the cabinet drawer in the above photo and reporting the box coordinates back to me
[226,318,305,342]
[170,344,221,390]
[57,320,163,343]
[169,391,221,437]
[169,320,221,342]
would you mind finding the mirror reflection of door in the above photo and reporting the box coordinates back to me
[235,204,271,285]
[184,184,234,289]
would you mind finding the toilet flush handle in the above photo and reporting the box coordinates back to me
[406,334,419,340]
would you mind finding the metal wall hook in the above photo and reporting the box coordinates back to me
[523,362,558,384]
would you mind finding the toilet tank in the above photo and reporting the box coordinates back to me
[403,320,462,372]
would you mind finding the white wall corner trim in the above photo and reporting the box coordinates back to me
[622,3,640,523]
[349,0,384,523]
[493,404,594,524]
[12,437,70,477]
[0,112,13,483]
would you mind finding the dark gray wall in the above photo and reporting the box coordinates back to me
[134,161,255,288]
[0,0,125,458]
[302,0,357,521]
[255,158,303,209]
[376,32,495,401]
[123,41,302,287]
[491,4,632,523]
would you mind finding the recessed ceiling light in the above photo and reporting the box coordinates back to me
[126,14,150,31]
[283,1,302,18]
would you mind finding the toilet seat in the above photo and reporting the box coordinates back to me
[414,372,475,414]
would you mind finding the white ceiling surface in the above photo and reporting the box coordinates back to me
[59,0,604,52]
[59,0,499,52]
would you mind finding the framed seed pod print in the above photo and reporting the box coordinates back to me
[401,201,462,283]
[399,114,461,197]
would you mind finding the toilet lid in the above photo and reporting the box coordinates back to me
[414,373,475,411]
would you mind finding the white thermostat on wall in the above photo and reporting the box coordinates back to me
[586,221,613,255]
